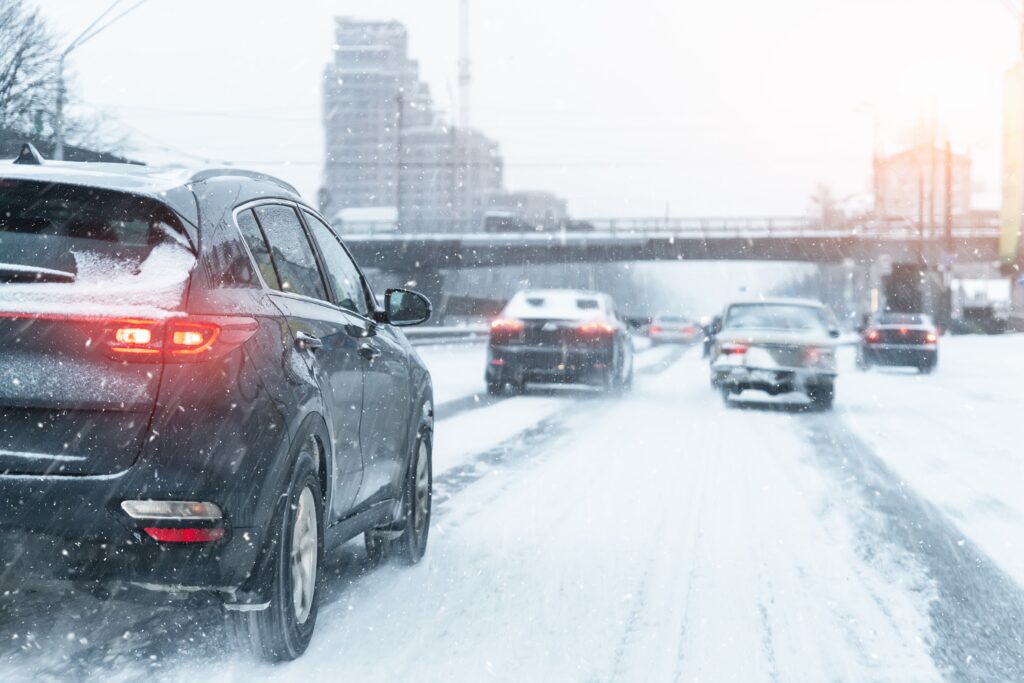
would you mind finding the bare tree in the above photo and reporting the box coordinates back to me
[0,0,59,135]
[0,0,129,156]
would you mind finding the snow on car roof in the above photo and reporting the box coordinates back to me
[502,289,610,320]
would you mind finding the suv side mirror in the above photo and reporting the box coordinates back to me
[384,288,431,326]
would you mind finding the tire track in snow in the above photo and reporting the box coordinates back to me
[805,413,1024,682]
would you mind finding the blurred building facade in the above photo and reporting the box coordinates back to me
[321,17,505,233]
[873,144,972,226]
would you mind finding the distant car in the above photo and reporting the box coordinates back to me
[710,298,840,410]
[702,315,722,358]
[486,289,634,393]
[648,314,700,345]
[857,312,938,373]
[0,153,434,661]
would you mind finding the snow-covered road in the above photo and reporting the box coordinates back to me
[3,336,1024,681]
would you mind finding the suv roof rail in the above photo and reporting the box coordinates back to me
[188,168,299,196]
[13,142,44,165]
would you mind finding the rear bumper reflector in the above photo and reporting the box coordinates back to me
[143,527,226,543]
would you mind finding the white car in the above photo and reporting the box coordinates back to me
[648,314,700,345]
[709,298,840,410]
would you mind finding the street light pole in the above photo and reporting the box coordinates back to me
[53,0,150,160]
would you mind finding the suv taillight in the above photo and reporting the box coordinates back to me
[107,316,257,363]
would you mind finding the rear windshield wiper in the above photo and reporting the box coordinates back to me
[0,263,75,283]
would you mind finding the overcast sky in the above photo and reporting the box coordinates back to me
[34,0,1019,218]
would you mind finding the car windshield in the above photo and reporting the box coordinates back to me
[723,304,828,331]
[5,1,1023,680]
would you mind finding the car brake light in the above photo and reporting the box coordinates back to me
[108,316,256,363]
[925,332,938,343]
[490,318,524,333]
[866,329,880,342]
[144,527,226,543]
[167,321,220,356]
[649,325,662,334]
[804,347,822,364]
[578,321,614,335]
[720,342,748,355]
[899,327,908,335]
[115,327,153,345]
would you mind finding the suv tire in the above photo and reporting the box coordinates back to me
[366,432,432,566]
[230,439,323,661]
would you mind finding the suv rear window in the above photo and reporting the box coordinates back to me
[0,179,190,277]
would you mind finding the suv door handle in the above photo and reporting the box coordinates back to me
[358,342,381,361]
[295,331,323,352]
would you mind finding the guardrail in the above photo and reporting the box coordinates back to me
[403,325,489,346]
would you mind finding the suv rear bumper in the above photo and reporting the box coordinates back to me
[0,470,261,593]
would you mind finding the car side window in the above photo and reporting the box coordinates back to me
[254,204,328,301]
[303,210,370,316]
[235,209,282,290]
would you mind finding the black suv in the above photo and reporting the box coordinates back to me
[0,147,434,661]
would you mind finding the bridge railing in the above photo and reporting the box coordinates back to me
[339,215,1001,241]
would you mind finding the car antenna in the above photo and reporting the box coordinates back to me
[13,142,44,165]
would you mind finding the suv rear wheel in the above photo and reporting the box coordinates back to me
[230,440,323,661]
[366,432,432,565]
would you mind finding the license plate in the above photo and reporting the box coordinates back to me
[751,370,776,383]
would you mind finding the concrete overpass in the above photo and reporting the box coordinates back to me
[343,216,1001,271]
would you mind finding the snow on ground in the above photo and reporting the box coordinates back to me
[839,334,1024,587]
[185,346,939,682]
[413,342,488,405]
[9,337,1024,681]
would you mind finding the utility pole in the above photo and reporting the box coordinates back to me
[395,92,404,231]
[458,0,472,232]
[54,0,151,160]
[944,139,954,253]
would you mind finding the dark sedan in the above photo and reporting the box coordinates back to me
[486,289,634,393]
[857,312,939,373]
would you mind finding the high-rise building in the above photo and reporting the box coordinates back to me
[400,125,503,232]
[321,19,432,219]
[321,17,504,233]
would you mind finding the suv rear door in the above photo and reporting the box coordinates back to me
[242,202,365,517]
[300,210,411,507]
[0,179,195,475]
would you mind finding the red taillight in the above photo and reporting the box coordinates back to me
[925,332,938,344]
[108,316,256,363]
[899,327,909,335]
[167,321,220,357]
[490,318,525,344]
[866,329,880,342]
[144,527,225,543]
[109,320,163,358]
[720,342,748,355]
[115,327,153,345]
[490,318,524,333]
[649,325,662,334]
[804,347,822,364]
[578,321,614,335]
